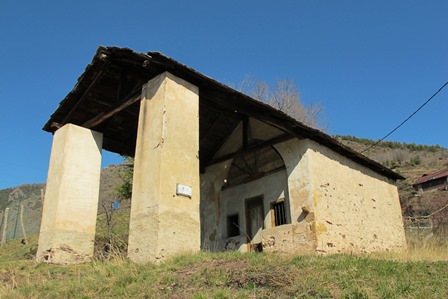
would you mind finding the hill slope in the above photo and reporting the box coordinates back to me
[1,137,447,243]
[336,136,448,229]
[0,184,44,241]
[1,238,448,298]
[0,164,129,242]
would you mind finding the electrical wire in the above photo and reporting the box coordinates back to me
[361,81,448,154]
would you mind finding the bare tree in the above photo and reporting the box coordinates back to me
[235,78,327,132]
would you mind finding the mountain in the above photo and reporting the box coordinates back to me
[0,164,129,242]
[0,183,44,241]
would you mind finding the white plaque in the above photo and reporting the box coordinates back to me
[176,184,192,198]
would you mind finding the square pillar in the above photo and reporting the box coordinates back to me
[36,124,103,264]
[128,72,200,264]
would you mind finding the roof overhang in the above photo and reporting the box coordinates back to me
[43,46,404,181]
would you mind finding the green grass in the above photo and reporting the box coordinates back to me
[1,211,447,298]
[1,236,448,298]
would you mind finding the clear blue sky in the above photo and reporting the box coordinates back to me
[0,1,447,189]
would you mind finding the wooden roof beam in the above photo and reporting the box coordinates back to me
[83,88,141,129]
[205,133,295,168]
[102,136,136,157]
[61,57,108,126]
[199,113,225,146]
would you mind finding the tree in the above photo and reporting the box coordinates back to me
[114,156,134,200]
[235,78,327,132]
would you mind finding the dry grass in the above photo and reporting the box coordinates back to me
[1,235,448,298]
[370,233,448,262]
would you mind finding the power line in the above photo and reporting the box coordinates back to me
[361,81,448,154]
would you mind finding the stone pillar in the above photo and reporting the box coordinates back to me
[128,72,200,264]
[36,124,103,264]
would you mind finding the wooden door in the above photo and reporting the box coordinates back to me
[246,196,264,246]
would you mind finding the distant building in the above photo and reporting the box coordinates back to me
[413,169,448,192]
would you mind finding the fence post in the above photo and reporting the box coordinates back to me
[19,204,28,244]
[1,208,9,246]
[13,200,21,239]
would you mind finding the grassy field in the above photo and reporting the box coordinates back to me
[1,235,448,299]
[1,207,447,298]
[1,140,447,298]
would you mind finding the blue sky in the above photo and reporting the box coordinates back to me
[0,1,447,189]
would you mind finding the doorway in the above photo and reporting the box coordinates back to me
[245,195,264,252]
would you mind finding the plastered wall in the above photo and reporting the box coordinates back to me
[36,124,103,264]
[220,170,289,252]
[272,138,317,253]
[200,161,231,251]
[200,133,406,255]
[305,139,407,253]
[128,72,201,264]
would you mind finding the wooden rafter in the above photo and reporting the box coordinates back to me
[243,116,249,150]
[199,113,224,146]
[61,66,106,126]
[43,47,404,181]
[200,117,242,168]
[205,133,295,167]
[83,88,141,129]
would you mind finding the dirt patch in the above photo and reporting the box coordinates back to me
[177,259,249,278]
[166,258,298,298]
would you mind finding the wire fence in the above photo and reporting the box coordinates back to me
[0,204,42,245]
[403,202,448,243]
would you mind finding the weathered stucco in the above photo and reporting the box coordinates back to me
[305,139,407,253]
[213,118,284,159]
[271,138,317,253]
[36,124,103,264]
[40,48,407,264]
[200,160,231,251]
[201,118,303,253]
[128,72,200,264]
[221,170,289,252]
[38,74,406,265]
[202,136,406,255]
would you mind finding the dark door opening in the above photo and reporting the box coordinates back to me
[245,195,264,252]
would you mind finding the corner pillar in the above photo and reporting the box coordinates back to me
[36,124,103,264]
[128,72,200,264]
